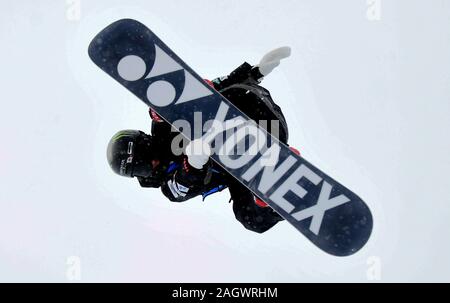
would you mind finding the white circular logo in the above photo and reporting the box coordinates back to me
[146,80,177,107]
[117,55,146,81]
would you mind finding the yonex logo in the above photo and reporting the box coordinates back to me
[117,45,213,107]
[203,102,352,236]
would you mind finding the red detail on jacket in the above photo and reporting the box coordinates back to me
[149,108,163,122]
[182,157,190,173]
[289,146,301,156]
[255,198,269,208]
[204,79,215,88]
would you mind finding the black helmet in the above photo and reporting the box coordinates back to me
[107,130,156,178]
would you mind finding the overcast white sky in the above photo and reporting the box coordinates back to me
[0,0,449,282]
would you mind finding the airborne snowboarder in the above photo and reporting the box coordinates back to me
[91,19,372,255]
[107,47,300,233]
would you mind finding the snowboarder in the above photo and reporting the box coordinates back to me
[107,47,300,233]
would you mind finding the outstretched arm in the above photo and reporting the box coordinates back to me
[211,46,291,90]
[256,46,291,77]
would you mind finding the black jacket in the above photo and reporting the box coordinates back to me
[143,63,288,233]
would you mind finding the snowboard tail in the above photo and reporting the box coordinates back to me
[88,19,373,256]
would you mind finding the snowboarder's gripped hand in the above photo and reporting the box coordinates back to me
[256,46,291,77]
[184,139,212,170]
[107,47,298,233]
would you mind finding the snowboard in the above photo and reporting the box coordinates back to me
[88,19,372,256]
